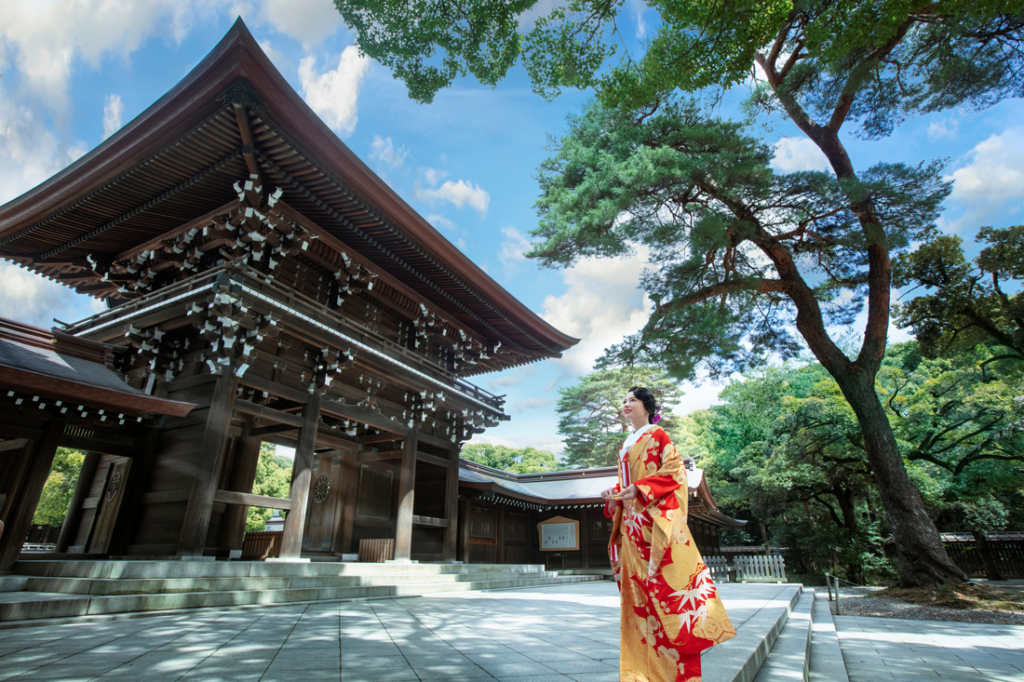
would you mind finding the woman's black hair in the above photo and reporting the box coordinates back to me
[627,386,659,424]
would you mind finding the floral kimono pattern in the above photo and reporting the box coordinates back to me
[605,426,736,682]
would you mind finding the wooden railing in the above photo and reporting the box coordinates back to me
[734,555,787,583]
[940,533,1024,578]
[705,555,730,583]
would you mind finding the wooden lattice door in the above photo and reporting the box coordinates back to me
[86,457,131,554]
[302,448,351,552]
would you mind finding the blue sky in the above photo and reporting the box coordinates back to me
[1,1,1022,458]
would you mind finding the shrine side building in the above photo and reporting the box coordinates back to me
[0,20,741,571]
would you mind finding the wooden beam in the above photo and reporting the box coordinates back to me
[176,373,238,558]
[251,424,298,437]
[357,433,405,445]
[314,426,356,450]
[219,422,263,552]
[416,451,452,469]
[321,397,410,437]
[238,374,309,405]
[412,515,449,528]
[357,450,403,463]
[59,434,137,459]
[0,438,28,453]
[234,399,305,428]
[394,432,417,561]
[213,489,292,510]
[417,431,457,450]
[279,392,322,558]
[115,199,240,263]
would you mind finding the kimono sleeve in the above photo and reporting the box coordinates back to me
[632,429,685,507]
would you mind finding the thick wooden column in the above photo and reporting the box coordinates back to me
[54,450,101,553]
[393,432,418,561]
[279,392,322,559]
[219,421,262,552]
[177,372,238,558]
[497,504,506,564]
[334,448,359,554]
[459,498,471,564]
[442,444,460,561]
[0,420,64,571]
[580,508,590,569]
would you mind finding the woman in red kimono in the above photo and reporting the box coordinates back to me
[602,386,735,682]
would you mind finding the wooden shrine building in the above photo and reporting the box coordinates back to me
[0,20,577,570]
[455,460,746,568]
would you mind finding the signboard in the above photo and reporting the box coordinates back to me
[538,515,579,551]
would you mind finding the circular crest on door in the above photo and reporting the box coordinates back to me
[106,470,122,501]
[312,473,331,503]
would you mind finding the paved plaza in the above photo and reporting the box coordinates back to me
[835,615,1024,682]
[0,581,1021,681]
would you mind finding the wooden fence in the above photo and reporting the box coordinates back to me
[939,532,1024,578]
[358,538,395,563]
[705,555,730,583]
[241,531,283,560]
[734,555,787,583]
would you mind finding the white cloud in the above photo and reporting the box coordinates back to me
[369,135,409,168]
[487,373,524,391]
[258,39,291,73]
[102,94,123,140]
[0,262,103,328]
[415,178,490,216]
[0,0,210,115]
[628,0,647,39]
[498,226,531,270]
[947,127,1024,205]
[422,166,447,187]
[427,213,457,233]
[0,84,84,204]
[512,397,552,412]
[259,0,343,47]
[542,246,653,376]
[298,46,370,136]
[771,137,830,173]
[927,117,959,141]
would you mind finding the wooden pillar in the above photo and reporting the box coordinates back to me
[177,372,238,558]
[497,504,506,564]
[0,420,64,571]
[279,392,322,558]
[219,422,262,552]
[108,427,162,556]
[335,449,359,554]
[54,450,101,553]
[393,432,418,561]
[580,507,590,569]
[459,498,471,564]
[442,444,459,561]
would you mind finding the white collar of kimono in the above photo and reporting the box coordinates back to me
[620,422,656,455]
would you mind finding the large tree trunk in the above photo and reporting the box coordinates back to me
[834,371,967,586]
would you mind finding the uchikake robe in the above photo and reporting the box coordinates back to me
[605,425,736,682]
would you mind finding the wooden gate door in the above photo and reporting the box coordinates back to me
[302,447,350,552]
[468,506,498,563]
[86,457,131,554]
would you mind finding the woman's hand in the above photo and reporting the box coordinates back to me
[617,484,639,501]
[601,485,619,500]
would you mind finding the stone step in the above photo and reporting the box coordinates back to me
[14,559,550,580]
[0,574,602,624]
[0,576,29,593]
[752,588,814,682]
[808,589,850,682]
[702,584,803,682]
[21,569,567,595]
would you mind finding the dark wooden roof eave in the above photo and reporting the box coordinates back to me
[0,18,579,357]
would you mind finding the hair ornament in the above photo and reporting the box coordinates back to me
[652,403,662,424]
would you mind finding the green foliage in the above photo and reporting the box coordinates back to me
[555,366,684,468]
[528,96,948,381]
[32,448,85,527]
[893,225,1024,362]
[460,443,560,473]
[246,444,293,532]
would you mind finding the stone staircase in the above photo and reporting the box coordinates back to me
[703,586,850,682]
[0,560,601,626]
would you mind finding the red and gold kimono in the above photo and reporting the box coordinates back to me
[605,424,735,682]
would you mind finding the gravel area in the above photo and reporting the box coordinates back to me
[827,582,1024,625]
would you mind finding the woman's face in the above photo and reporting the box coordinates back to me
[623,391,648,423]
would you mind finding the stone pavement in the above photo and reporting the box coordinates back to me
[0,581,795,682]
[835,615,1024,682]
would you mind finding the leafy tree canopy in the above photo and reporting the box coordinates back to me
[461,443,560,473]
[556,365,684,468]
[246,444,293,532]
[893,225,1024,362]
[33,448,85,527]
